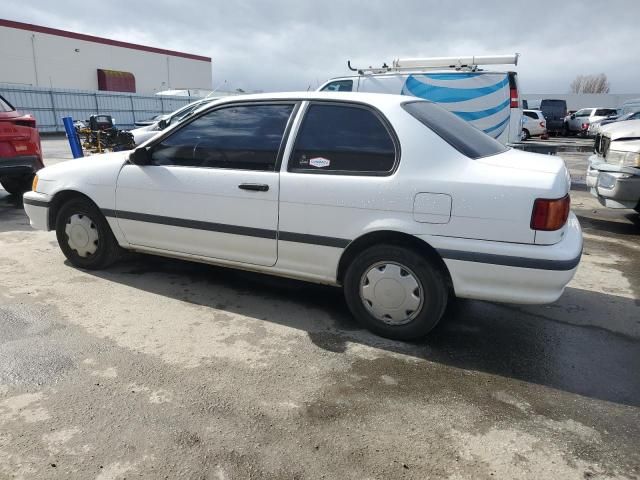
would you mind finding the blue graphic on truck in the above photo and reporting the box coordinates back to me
[402,73,511,138]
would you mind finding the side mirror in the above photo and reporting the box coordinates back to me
[129,147,152,166]
[158,119,168,129]
[570,114,576,119]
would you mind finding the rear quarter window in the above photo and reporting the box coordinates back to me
[402,101,508,159]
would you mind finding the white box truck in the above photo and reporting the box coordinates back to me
[319,54,523,145]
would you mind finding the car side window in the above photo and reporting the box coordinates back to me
[150,104,294,171]
[320,80,354,92]
[575,109,592,117]
[523,112,537,119]
[289,103,396,175]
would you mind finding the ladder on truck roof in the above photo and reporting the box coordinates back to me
[347,54,519,74]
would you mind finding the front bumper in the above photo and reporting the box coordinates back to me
[594,172,640,209]
[0,155,42,177]
[586,157,640,209]
[420,213,583,304]
[22,191,51,230]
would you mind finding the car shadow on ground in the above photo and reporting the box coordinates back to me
[576,213,640,236]
[83,254,640,408]
[0,192,31,233]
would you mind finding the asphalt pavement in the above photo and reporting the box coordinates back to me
[0,136,638,479]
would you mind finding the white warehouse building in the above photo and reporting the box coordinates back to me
[0,18,212,94]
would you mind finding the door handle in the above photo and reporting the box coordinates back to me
[238,183,269,192]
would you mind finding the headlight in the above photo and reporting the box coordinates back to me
[605,150,640,168]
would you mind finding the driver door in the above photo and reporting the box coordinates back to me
[114,102,297,267]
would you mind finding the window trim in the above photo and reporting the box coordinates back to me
[144,100,300,172]
[286,100,401,177]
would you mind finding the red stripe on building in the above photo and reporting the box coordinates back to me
[0,18,212,62]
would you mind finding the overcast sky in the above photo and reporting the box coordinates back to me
[2,0,639,94]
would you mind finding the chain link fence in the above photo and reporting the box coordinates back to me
[0,83,204,133]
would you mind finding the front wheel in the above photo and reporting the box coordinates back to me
[343,245,448,340]
[55,197,122,269]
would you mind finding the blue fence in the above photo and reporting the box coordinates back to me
[0,83,203,133]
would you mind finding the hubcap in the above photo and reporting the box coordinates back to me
[359,262,424,325]
[65,214,99,257]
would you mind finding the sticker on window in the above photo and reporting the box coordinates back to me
[309,157,330,168]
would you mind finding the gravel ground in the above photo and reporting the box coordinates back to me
[0,136,638,479]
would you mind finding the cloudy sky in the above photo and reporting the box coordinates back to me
[1,0,639,94]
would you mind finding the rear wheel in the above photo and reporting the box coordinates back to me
[343,244,448,340]
[0,174,34,195]
[521,129,530,141]
[55,197,122,269]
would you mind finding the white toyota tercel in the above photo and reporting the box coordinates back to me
[23,92,582,340]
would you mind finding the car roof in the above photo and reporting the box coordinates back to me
[524,109,542,113]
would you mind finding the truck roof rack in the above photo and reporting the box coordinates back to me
[347,54,519,74]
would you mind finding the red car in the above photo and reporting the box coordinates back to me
[0,94,44,195]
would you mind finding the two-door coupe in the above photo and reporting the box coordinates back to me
[23,92,582,340]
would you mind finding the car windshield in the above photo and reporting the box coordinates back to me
[402,101,508,159]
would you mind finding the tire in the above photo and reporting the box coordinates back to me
[343,244,448,340]
[0,174,34,196]
[55,197,122,269]
[521,129,530,141]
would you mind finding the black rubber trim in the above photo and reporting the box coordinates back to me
[103,208,351,247]
[108,210,277,240]
[22,197,49,208]
[438,248,582,271]
[102,207,580,269]
[279,231,350,248]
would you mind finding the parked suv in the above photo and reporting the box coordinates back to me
[0,94,43,195]
[521,109,547,140]
[564,108,618,136]
[587,120,640,212]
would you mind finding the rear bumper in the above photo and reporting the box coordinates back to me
[22,191,51,230]
[420,213,583,304]
[0,155,42,177]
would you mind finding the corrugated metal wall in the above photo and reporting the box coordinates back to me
[0,83,202,132]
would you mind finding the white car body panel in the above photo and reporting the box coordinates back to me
[115,165,279,266]
[24,91,581,304]
[522,110,546,137]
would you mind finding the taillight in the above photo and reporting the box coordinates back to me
[508,72,519,108]
[12,115,36,129]
[581,123,589,130]
[540,121,545,128]
[510,87,518,108]
[531,195,570,231]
